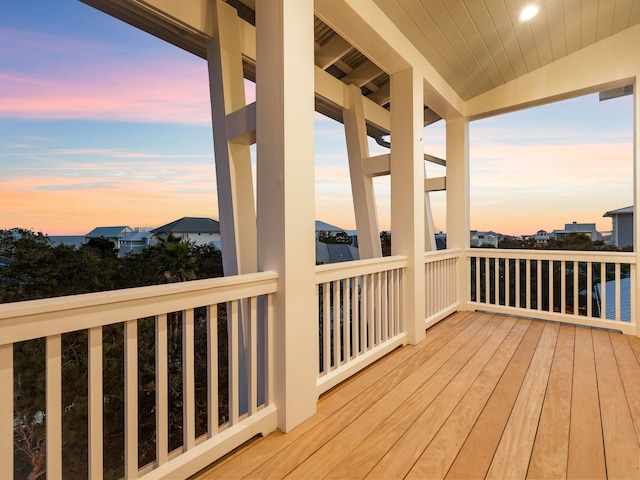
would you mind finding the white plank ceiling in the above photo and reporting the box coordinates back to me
[372,0,640,100]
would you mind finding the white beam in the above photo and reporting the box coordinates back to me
[315,34,353,69]
[226,102,257,144]
[344,84,383,258]
[207,0,257,276]
[314,65,390,132]
[465,23,640,120]
[425,176,446,192]
[342,60,384,87]
[256,0,317,431]
[315,0,464,120]
[367,82,390,105]
[390,67,425,344]
[362,153,390,177]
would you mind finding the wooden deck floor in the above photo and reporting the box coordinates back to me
[195,311,640,479]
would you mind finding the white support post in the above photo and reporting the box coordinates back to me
[390,68,426,345]
[424,162,437,252]
[207,0,257,277]
[633,82,639,336]
[446,117,470,310]
[88,327,103,480]
[0,344,12,480]
[256,0,317,431]
[46,335,62,480]
[344,84,383,258]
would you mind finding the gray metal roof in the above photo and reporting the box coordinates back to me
[604,206,634,217]
[315,220,345,232]
[152,217,220,234]
[595,277,631,322]
[316,241,359,264]
[121,230,155,242]
[85,226,132,238]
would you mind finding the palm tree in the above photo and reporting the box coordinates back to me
[156,233,197,283]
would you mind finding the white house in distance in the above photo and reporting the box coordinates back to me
[604,206,634,249]
[119,228,156,256]
[85,226,133,250]
[551,221,599,240]
[534,230,550,245]
[151,217,221,247]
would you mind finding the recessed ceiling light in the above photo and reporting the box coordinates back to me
[519,4,540,22]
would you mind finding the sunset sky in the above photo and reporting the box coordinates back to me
[1,1,634,237]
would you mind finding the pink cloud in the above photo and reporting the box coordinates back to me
[0,27,215,123]
[0,61,212,123]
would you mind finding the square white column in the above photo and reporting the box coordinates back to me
[446,117,470,310]
[390,68,426,345]
[255,0,318,430]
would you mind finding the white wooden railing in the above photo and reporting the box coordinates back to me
[0,272,278,480]
[424,249,460,328]
[468,249,636,334]
[315,256,407,395]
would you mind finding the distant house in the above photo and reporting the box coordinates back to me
[119,228,156,256]
[551,221,599,241]
[603,206,633,249]
[152,217,221,246]
[470,230,499,248]
[85,226,133,250]
[534,230,549,245]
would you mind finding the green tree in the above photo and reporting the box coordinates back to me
[380,231,391,256]
[317,230,351,245]
[192,244,224,280]
[156,234,197,283]
[498,236,536,249]
[547,233,594,250]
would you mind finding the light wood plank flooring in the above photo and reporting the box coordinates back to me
[195,311,640,479]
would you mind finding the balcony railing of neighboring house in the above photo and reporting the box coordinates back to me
[0,272,278,480]
[315,256,408,395]
[424,249,461,328]
[468,249,636,335]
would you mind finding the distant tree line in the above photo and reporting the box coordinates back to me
[0,229,224,304]
[498,232,631,251]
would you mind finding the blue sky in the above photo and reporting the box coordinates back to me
[0,1,634,236]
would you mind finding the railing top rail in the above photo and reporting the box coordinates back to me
[0,271,278,346]
[424,248,461,262]
[315,255,408,284]
[467,248,636,263]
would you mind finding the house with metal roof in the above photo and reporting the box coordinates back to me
[551,221,600,241]
[152,217,221,246]
[85,226,133,250]
[119,228,157,256]
[604,205,634,249]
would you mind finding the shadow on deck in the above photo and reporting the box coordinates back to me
[195,311,640,479]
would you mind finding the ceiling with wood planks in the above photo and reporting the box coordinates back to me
[372,0,640,101]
